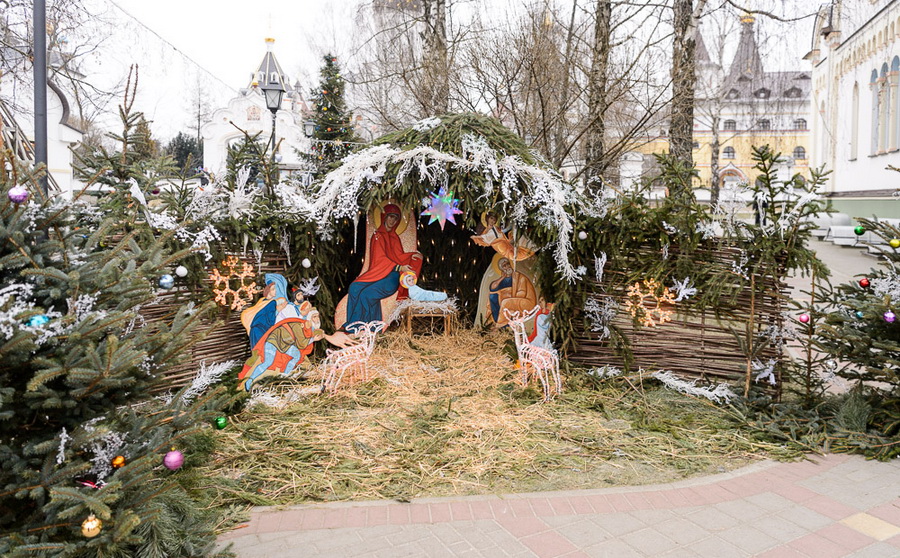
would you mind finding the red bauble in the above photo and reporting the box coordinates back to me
[859,278,871,288]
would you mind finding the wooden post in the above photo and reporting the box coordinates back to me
[744,273,756,397]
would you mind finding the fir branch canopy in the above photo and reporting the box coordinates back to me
[280,112,582,281]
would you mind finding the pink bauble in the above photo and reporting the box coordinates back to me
[798,313,810,324]
[884,311,897,324]
[163,450,184,470]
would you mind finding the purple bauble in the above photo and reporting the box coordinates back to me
[798,314,810,324]
[163,450,184,470]
[884,311,897,323]
[8,186,29,204]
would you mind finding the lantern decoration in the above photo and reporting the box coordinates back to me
[209,256,259,310]
[81,514,102,538]
[175,265,188,278]
[158,274,175,289]
[798,313,810,324]
[8,185,29,204]
[885,311,896,323]
[213,416,227,430]
[859,278,870,288]
[111,455,126,469]
[163,449,184,471]
[421,186,463,230]
[854,225,865,236]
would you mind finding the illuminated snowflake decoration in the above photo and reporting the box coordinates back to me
[421,186,463,229]
[624,278,675,327]
[209,256,259,310]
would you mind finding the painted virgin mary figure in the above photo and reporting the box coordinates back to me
[342,204,423,330]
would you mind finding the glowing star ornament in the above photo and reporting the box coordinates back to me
[421,187,463,230]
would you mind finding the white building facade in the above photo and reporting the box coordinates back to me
[202,39,311,181]
[809,0,900,217]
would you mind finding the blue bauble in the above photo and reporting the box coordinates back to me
[27,314,50,327]
[856,311,864,319]
[158,274,175,289]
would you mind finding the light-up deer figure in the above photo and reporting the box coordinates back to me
[503,306,562,402]
[321,321,385,395]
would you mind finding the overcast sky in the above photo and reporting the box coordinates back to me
[90,0,817,140]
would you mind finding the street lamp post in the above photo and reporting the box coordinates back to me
[260,80,286,154]
[33,0,48,195]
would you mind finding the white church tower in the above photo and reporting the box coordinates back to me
[201,38,311,181]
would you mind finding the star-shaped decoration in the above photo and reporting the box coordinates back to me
[421,187,463,229]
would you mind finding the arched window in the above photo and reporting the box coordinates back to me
[757,119,771,130]
[891,57,900,150]
[851,82,860,160]
[722,146,736,159]
[793,146,807,160]
[725,89,740,100]
[872,69,880,155]
[793,118,807,130]
[754,88,771,99]
[880,63,891,151]
[723,119,736,131]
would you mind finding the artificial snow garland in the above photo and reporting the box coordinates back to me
[181,360,238,404]
[586,365,623,379]
[583,296,617,341]
[752,359,777,385]
[651,370,736,404]
[277,134,581,282]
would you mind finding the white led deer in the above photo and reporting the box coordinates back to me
[504,306,562,402]
[321,321,385,394]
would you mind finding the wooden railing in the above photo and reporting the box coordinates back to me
[0,97,61,192]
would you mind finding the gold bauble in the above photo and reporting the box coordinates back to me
[111,455,125,468]
[81,514,102,538]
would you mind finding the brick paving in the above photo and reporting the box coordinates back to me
[218,454,900,557]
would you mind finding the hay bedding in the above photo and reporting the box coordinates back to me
[201,329,798,509]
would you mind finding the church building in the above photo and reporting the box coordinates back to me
[201,38,311,182]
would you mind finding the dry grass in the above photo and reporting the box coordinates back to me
[198,328,799,510]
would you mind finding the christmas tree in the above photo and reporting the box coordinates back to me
[0,75,232,556]
[303,54,360,176]
[818,217,900,391]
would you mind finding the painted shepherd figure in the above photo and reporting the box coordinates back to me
[239,273,355,391]
[343,204,423,329]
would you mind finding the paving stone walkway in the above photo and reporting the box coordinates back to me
[218,453,900,557]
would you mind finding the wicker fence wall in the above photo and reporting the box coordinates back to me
[150,246,789,394]
[569,246,789,395]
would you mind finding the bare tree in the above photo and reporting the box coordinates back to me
[668,0,708,174]
[583,0,611,186]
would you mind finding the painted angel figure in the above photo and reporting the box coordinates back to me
[470,212,535,262]
[238,273,355,391]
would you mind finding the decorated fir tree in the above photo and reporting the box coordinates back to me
[818,217,900,396]
[303,54,360,176]
[0,80,232,556]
